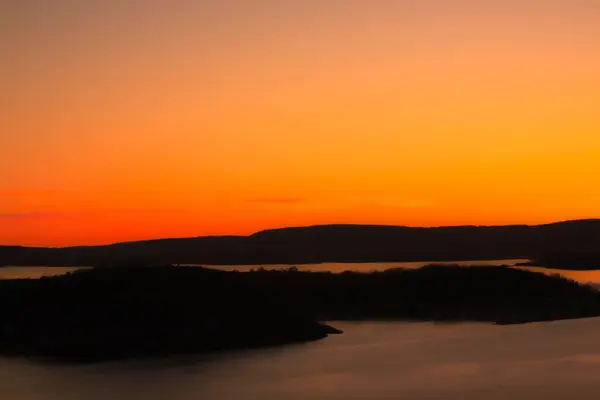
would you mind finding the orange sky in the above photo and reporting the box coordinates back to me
[2,1,600,246]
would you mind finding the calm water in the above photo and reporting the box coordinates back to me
[3,319,600,399]
[0,266,89,280]
[204,259,529,273]
[3,262,600,398]
[4,260,600,285]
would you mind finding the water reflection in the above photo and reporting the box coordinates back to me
[517,266,600,285]
[0,261,526,280]
[0,266,87,280]
[4,319,600,399]
[4,260,600,286]
[204,259,529,273]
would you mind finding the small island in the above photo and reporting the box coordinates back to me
[1,265,599,361]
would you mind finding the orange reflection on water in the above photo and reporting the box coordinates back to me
[518,267,600,285]
[0,266,87,280]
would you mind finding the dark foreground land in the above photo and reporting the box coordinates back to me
[1,265,599,361]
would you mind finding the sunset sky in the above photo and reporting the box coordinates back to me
[2,1,600,246]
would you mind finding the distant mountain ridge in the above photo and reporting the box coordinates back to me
[1,219,600,266]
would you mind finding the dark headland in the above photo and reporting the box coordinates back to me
[2,218,600,267]
[517,252,600,270]
[0,266,341,361]
[1,265,600,361]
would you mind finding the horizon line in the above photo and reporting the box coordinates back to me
[3,217,599,249]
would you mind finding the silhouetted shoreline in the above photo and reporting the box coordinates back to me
[2,219,600,267]
[516,252,600,270]
[1,265,599,361]
[0,266,342,362]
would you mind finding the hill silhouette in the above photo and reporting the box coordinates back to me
[1,219,600,267]
[1,265,599,361]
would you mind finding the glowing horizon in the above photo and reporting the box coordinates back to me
[2,1,600,246]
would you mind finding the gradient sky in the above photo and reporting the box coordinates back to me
[2,0,600,246]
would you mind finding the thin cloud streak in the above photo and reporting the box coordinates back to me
[0,209,180,219]
[0,212,58,219]
[0,188,63,197]
[246,198,306,205]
